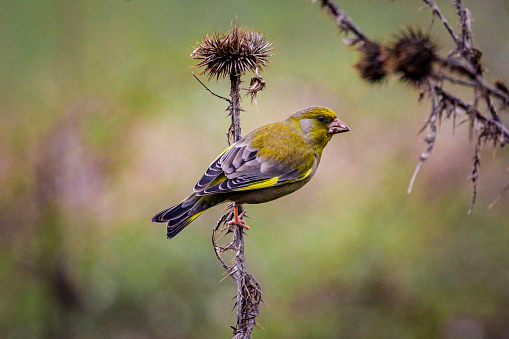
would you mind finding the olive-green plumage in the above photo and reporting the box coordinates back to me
[152,107,350,238]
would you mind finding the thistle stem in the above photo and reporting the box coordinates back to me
[192,24,269,338]
[228,74,259,339]
[229,74,242,144]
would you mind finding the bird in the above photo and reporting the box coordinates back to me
[152,106,350,238]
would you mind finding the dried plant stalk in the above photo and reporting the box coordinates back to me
[316,0,509,209]
[192,23,272,338]
[212,208,261,339]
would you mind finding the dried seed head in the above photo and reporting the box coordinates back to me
[245,73,266,102]
[388,28,438,84]
[191,25,273,80]
[354,41,389,83]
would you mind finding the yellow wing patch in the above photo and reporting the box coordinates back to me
[187,210,205,223]
[234,167,311,192]
[235,177,280,191]
[298,167,313,180]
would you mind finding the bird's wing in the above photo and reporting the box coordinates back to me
[193,133,315,196]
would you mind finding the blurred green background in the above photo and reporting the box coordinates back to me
[1,0,509,338]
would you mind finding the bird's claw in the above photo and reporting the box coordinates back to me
[228,210,249,230]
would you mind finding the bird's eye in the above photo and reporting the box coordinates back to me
[317,116,325,122]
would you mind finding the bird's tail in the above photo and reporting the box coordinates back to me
[152,194,219,239]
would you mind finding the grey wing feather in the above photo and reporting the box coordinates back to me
[193,152,226,193]
[193,141,257,194]
[194,139,306,196]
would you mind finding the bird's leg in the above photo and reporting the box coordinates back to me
[229,203,250,230]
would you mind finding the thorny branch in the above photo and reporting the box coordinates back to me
[220,72,261,339]
[192,73,231,103]
[422,0,459,45]
[315,0,370,44]
[228,74,243,144]
[316,0,509,210]
[212,208,261,339]
[191,24,271,339]
[207,78,261,338]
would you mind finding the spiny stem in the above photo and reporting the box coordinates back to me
[228,75,259,338]
[229,74,242,144]
[193,23,269,339]
[316,0,509,208]
[192,73,231,103]
[318,0,370,42]
[227,74,246,332]
[421,0,459,45]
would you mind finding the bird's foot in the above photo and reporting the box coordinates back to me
[228,208,250,230]
[228,219,250,230]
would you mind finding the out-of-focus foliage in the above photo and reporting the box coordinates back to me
[1,0,508,338]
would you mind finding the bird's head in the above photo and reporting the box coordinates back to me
[288,107,350,152]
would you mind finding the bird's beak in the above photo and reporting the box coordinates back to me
[329,118,350,134]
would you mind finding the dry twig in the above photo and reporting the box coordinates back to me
[191,23,272,339]
[316,0,509,209]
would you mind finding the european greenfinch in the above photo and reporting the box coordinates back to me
[152,106,350,238]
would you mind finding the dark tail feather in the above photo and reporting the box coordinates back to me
[152,194,217,239]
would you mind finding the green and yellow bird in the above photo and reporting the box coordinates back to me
[152,107,350,238]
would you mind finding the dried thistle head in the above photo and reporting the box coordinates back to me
[191,25,273,79]
[388,28,438,84]
[354,41,389,83]
[245,73,266,102]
